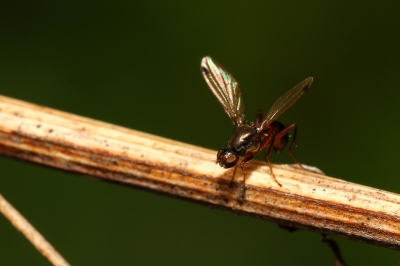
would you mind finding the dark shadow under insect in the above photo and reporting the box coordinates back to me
[201,56,313,187]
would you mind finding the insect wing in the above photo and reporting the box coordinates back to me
[261,77,313,128]
[201,56,245,126]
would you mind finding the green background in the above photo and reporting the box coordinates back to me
[1,1,400,265]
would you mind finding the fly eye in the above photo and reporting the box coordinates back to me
[216,149,238,168]
[226,154,237,164]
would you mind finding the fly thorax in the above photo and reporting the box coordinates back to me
[228,123,259,156]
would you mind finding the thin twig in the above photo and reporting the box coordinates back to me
[0,95,400,250]
[321,234,347,266]
[0,193,70,266]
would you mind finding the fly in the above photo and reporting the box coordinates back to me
[200,56,313,187]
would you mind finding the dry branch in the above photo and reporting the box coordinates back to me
[0,193,70,266]
[0,95,400,250]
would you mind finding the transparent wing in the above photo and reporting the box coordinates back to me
[261,77,313,128]
[201,56,245,126]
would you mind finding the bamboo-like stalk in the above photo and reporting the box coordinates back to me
[0,94,400,251]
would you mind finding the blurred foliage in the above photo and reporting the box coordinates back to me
[1,1,400,265]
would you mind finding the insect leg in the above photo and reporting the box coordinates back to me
[240,130,282,186]
[239,152,254,185]
[255,109,263,127]
[229,164,239,188]
[264,132,282,187]
[274,123,304,169]
[238,130,274,185]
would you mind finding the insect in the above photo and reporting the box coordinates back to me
[200,56,313,187]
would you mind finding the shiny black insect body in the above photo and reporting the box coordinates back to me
[201,56,313,186]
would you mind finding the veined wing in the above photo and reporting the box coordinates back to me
[201,56,244,126]
[261,77,313,129]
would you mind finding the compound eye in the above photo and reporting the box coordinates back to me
[225,154,237,164]
[216,149,239,168]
